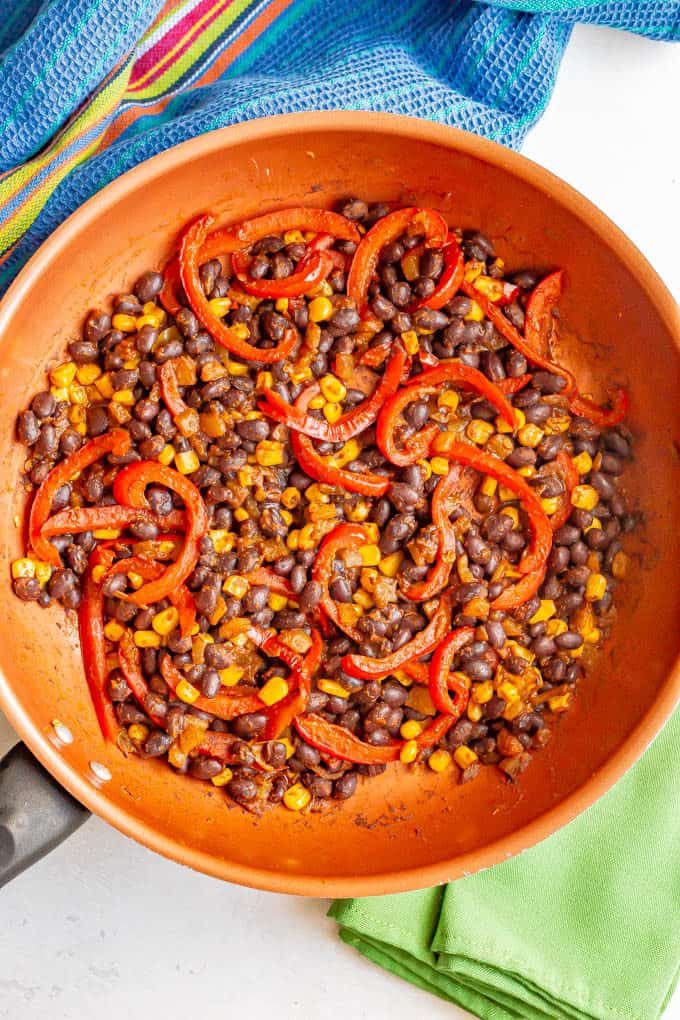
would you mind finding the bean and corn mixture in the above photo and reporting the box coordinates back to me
[12,200,636,814]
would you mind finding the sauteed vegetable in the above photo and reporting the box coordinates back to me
[12,200,635,813]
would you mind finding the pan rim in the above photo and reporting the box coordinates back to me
[0,110,678,896]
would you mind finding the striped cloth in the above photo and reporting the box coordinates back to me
[0,0,677,294]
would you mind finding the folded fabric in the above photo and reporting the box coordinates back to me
[0,0,678,295]
[330,709,680,1020]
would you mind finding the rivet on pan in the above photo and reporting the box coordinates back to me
[88,760,112,784]
[51,719,74,745]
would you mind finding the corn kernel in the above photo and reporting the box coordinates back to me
[283,783,311,811]
[227,359,250,377]
[352,589,373,610]
[428,749,452,773]
[586,551,601,574]
[111,313,136,333]
[465,701,482,722]
[214,664,243,689]
[255,439,285,467]
[378,551,403,577]
[175,450,200,475]
[465,300,484,322]
[400,330,420,355]
[541,496,561,516]
[431,388,460,415]
[267,592,287,613]
[401,252,420,281]
[259,676,289,706]
[454,746,478,769]
[320,401,341,425]
[400,740,419,764]
[67,384,86,410]
[503,699,525,720]
[585,572,607,602]
[103,620,125,642]
[92,528,121,540]
[517,465,536,478]
[487,434,514,460]
[472,681,494,704]
[466,419,495,445]
[11,558,35,579]
[498,680,519,702]
[473,275,505,302]
[545,618,568,637]
[277,486,300,511]
[208,297,232,318]
[317,678,350,699]
[584,627,601,645]
[151,606,180,636]
[356,543,380,568]
[93,374,113,399]
[480,476,498,498]
[430,456,450,475]
[157,444,175,466]
[544,413,571,435]
[308,296,334,323]
[529,599,556,625]
[50,386,69,402]
[222,575,249,599]
[133,630,161,650]
[175,678,200,703]
[570,451,591,480]
[211,768,233,787]
[128,723,150,743]
[318,374,346,405]
[338,603,362,628]
[549,693,571,713]
[571,484,599,511]
[345,500,370,523]
[50,362,77,388]
[518,423,544,448]
[168,744,187,769]
[400,719,424,740]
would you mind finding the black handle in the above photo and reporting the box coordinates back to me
[0,743,90,887]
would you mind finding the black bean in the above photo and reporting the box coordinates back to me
[226,777,259,802]
[330,578,352,603]
[232,712,267,739]
[413,308,449,331]
[84,310,111,342]
[590,471,615,501]
[532,371,566,394]
[134,270,163,303]
[145,731,173,758]
[555,631,583,650]
[31,390,55,419]
[17,411,40,445]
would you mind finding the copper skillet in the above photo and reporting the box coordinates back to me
[0,112,678,896]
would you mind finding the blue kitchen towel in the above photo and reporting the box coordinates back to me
[0,0,677,289]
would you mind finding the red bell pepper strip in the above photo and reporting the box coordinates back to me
[461,280,577,396]
[312,523,371,642]
[347,207,448,315]
[78,546,119,741]
[568,387,628,427]
[117,629,167,728]
[259,342,407,443]
[169,585,196,640]
[429,628,474,716]
[160,257,182,316]
[497,373,532,395]
[195,731,269,768]
[200,207,361,257]
[158,360,187,418]
[402,465,476,601]
[431,439,551,576]
[359,340,391,369]
[376,361,515,468]
[294,713,401,764]
[231,247,334,299]
[248,625,313,685]
[341,592,453,680]
[408,233,464,312]
[160,655,265,721]
[290,383,390,498]
[262,629,323,740]
[494,565,547,612]
[545,449,579,532]
[431,440,551,611]
[179,215,299,364]
[525,270,564,356]
[112,461,208,606]
[244,567,295,601]
[418,349,440,369]
[40,504,186,540]
[29,429,131,567]
[307,232,349,271]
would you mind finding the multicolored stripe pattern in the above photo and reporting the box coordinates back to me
[0,0,677,293]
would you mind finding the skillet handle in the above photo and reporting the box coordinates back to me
[0,743,89,888]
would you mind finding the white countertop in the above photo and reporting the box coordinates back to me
[1,23,678,1020]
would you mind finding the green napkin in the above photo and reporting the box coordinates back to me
[330,710,680,1020]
